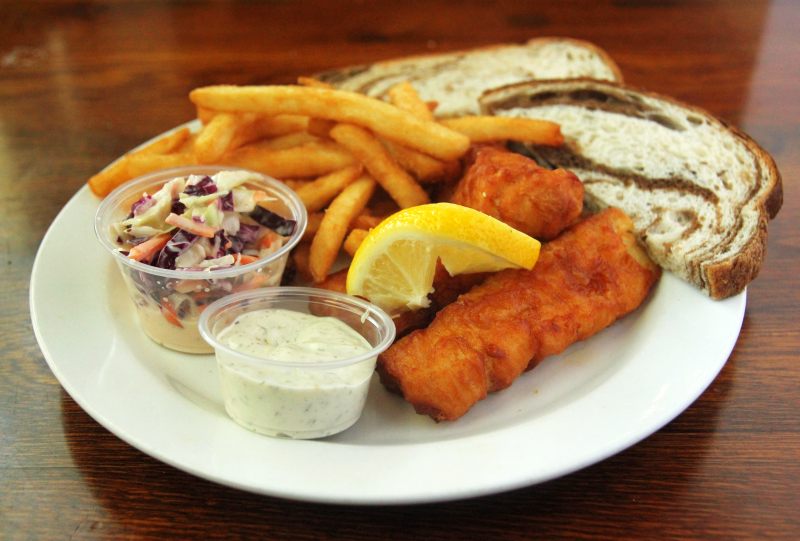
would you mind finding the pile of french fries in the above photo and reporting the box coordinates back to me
[88,78,563,284]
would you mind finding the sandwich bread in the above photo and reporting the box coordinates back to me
[315,37,623,118]
[480,78,783,299]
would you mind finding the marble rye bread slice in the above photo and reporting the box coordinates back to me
[314,37,623,118]
[480,78,782,299]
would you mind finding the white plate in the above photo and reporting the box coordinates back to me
[30,184,745,505]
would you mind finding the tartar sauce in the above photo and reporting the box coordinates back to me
[215,308,375,439]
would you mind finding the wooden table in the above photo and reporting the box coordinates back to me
[2,1,798,538]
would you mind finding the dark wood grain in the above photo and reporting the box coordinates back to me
[2,1,798,539]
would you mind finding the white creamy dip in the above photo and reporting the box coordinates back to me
[215,308,376,439]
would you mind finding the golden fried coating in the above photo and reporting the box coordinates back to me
[377,208,661,421]
[450,146,584,240]
[428,264,488,311]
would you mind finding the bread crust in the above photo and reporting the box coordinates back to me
[704,216,767,299]
[481,78,783,299]
[314,37,623,118]
[318,37,623,84]
[702,122,782,298]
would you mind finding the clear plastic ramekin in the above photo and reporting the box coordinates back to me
[95,165,308,354]
[198,287,396,439]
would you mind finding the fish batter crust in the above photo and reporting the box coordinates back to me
[377,208,661,421]
[450,145,584,240]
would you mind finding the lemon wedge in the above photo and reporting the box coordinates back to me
[346,202,540,314]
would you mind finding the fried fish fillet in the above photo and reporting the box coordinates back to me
[449,145,584,240]
[377,208,661,421]
[426,146,585,310]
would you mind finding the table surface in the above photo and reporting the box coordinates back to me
[2,0,798,538]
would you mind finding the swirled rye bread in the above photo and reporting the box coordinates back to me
[480,79,783,298]
[315,37,623,118]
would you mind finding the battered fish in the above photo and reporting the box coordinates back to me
[426,145,585,309]
[450,145,584,240]
[377,208,661,421]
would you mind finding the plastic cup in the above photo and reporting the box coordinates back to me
[95,165,307,354]
[198,287,396,439]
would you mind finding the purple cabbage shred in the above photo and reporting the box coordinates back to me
[131,194,154,216]
[236,223,260,244]
[226,234,245,255]
[223,223,258,256]
[154,230,198,269]
[127,236,149,246]
[249,207,296,236]
[211,230,228,259]
[170,199,186,215]
[184,176,218,196]
[220,192,235,211]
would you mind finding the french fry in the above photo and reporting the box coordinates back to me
[439,116,564,146]
[381,83,460,183]
[351,212,384,230]
[306,118,336,138]
[302,211,325,241]
[196,106,217,125]
[343,228,369,256]
[88,127,192,196]
[297,76,334,89]
[198,105,308,130]
[315,268,349,294]
[125,152,197,178]
[196,113,311,163]
[383,140,461,183]
[138,127,192,155]
[88,157,131,197]
[309,176,376,282]
[189,85,470,160]
[175,132,198,154]
[292,242,312,281]
[294,164,364,212]
[258,131,318,150]
[387,81,434,121]
[329,123,429,208]
[237,114,309,141]
[194,113,239,163]
[221,140,355,178]
[281,178,311,190]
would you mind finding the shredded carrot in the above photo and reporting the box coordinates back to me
[259,231,277,248]
[160,300,184,328]
[165,213,217,238]
[127,233,171,262]
[238,254,259,265]
[252,190,270,202]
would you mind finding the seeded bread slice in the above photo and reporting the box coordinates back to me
[314,37,623,118]
[480,78,783,299]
